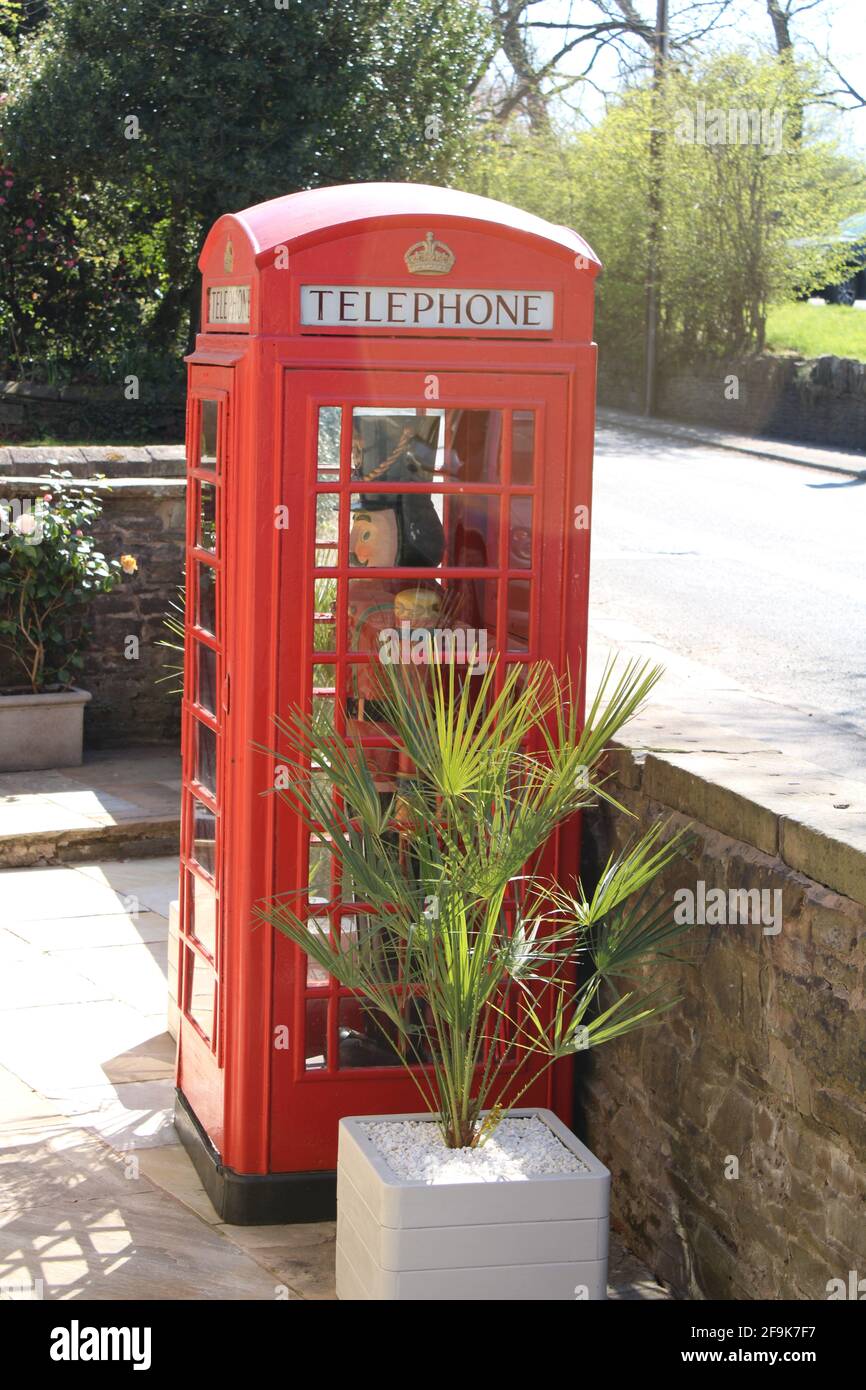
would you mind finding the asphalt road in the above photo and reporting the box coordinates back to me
[588,419,866,777]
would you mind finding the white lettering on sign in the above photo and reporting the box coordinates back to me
[208,284,251,324]
[300,286,554,331]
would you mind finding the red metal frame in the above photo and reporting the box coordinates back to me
[178,184,600,1183]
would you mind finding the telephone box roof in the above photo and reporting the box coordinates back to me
[203,182,601,274]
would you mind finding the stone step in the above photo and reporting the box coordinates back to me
[0,748,180,868]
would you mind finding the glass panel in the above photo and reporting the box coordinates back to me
[313,662,336,694]
[313,577,338,653]
[346,581,494,684]
[308,838,332,902]
[306,763,332,817]
[197,641,217,715]
[191,796,216,877]
[187,870,217,957]
[446,409,502,484]
[507,579,531,652]
[305,911,331,986]
[198,482,217,553]
[305,997,328,1070]
[317,406,342,482]
[197,562,217,635]
[315,494,339,568]
[338,997,402,1068]
[511,410,535,485]
[185,947,215,1043]
[194,719,217,796]
[350,409,504,486]
[200,400,218,472]
[509,497,533,570]
[312,693,335,735]
[352,410,443,485]
[304,911,357,986]
[348,493,499,571]
[438,579,496,661]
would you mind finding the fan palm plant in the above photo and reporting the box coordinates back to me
[254,654,693,1150]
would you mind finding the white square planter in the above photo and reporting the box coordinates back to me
[336,1108,610,1301]
[0,687,91,771]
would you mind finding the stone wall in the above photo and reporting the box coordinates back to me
[0,380,185,444]
[599,353,866,453]
[0,454,185,746]
[579,746,866,1300]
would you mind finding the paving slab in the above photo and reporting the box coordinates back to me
[74,858,180,918]
[0,863,151,921]
[0,1128,288,1300]
[0,1001,164,1097]
[0,841,672,1302]
[49,941,169,1016]
[0,749,180,867]
[8,911,168,951]
[0,955,109,1011]
[51,1079,178,1151]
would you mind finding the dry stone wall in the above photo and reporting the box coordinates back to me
[579,748,866,1300]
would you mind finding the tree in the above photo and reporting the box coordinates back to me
[480,0,738,127]
[762,0,866,114]
[1,0,490,361]
[462,49,865,366]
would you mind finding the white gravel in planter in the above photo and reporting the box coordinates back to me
[360,1115,588,1184]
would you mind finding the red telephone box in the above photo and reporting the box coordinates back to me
[175,183,601,1222]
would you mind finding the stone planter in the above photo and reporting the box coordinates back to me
[0,687,91,772]
[336,1108,610,1301]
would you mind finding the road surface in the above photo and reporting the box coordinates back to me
[588,418,866,778]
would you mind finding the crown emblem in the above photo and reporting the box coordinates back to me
[223,239,234,273]
[404,231,455,276]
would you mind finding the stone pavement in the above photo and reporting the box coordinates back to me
[597,407,866,478]
[0,851,670,1301]
[588,619,866,908]
[0,748,180,868]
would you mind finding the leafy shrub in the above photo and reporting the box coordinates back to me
[0,471,134,691]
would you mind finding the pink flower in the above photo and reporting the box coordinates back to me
[24,218,34,228]
[0,198,5,206]
[13,513,39,537]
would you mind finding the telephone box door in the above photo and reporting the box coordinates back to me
[177,366,233,1147]
[268,368,584,1172]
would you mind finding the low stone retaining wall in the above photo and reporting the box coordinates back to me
[600,353,866,453]
[580,742,866,1301]
[0,455,185,746]
[0,380,185,444]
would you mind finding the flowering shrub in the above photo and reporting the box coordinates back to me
[0,471,132,692]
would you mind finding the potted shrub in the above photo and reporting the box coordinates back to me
[0,471,135,772]
[257,656,692,1301]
